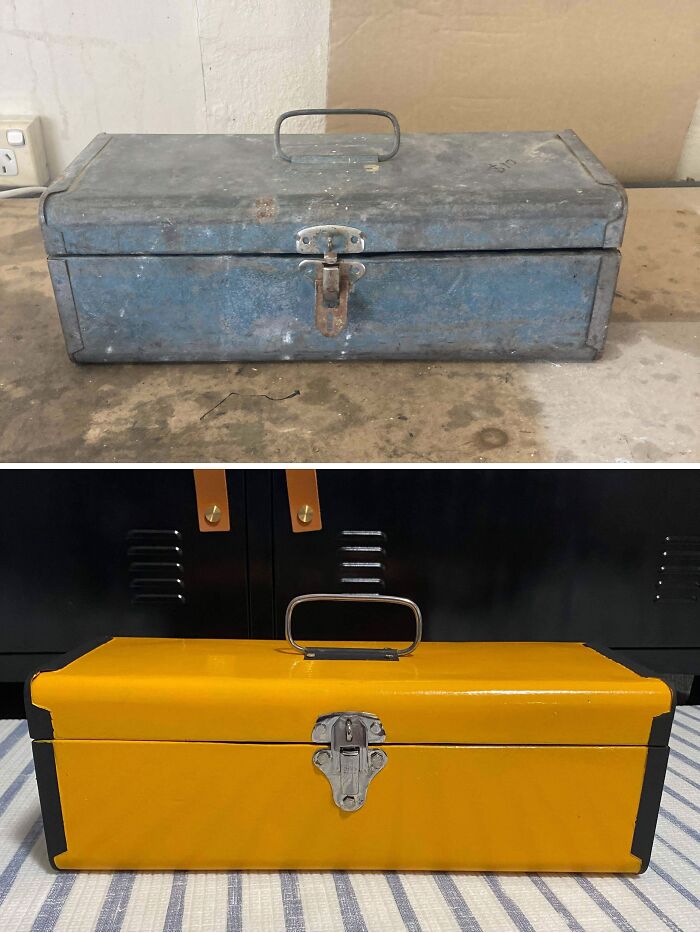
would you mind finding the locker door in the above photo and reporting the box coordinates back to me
[0,470,252,665]
[269,469,700,651]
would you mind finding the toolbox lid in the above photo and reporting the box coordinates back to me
[28,638,672,747]
[40,130,626,256]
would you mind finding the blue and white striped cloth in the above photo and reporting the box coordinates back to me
[0,711,698,932]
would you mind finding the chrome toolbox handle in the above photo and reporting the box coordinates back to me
[273,108,401,163]
[285,592,422,660]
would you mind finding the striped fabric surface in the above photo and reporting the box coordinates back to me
[0,712,698,932]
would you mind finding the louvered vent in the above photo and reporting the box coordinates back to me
[337,530,387,591]
[656,536,700,604]
[127,529,185,605]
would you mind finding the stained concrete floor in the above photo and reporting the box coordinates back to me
[0,188,698,463]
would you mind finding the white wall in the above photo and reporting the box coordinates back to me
[0,0,330,179]
[195,0,330,135]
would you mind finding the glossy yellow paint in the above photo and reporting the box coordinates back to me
[47,739,648,871]
[31,639,672,871]
[31,638,672,745]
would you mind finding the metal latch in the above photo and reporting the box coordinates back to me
[297,225,366,338]
[312,712,387,811]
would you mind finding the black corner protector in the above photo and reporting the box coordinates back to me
[24,691,54,741]
[631,745,669,871]
[648,710,675,748]
[583,644,676,745]
[32,742,67,869]
[24,635,114,739]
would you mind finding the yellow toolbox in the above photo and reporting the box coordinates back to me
[26,594,674,872]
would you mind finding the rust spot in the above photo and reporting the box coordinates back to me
[254,197,277,222]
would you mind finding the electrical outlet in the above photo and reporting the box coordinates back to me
[0,116,49,188]
[0,149,18,177]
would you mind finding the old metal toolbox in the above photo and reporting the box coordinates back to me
[40,109,626,363]
[25,594,673,872]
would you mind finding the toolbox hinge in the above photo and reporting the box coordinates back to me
[297,225,366,338]
[311,712,387,811]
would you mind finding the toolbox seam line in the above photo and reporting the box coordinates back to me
[36,739,657,747]
[44,247,617,260]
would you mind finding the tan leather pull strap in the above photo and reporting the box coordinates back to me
[285,469,322,533]
[193,469,231,532]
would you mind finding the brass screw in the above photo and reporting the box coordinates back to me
[297,504,314,525]
[204,504,222,525]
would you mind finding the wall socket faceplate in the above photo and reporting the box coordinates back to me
[0,149,19,177]
[0,116,49,188]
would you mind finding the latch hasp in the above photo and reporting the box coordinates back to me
[296,225,366,338]
[311,712,387,811]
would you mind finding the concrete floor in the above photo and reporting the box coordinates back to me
[0,188,698,463]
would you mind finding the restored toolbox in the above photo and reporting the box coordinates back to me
[40,109,627,363]
[25,594,673,872]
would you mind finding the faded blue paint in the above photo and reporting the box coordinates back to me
[40,128,626,362]
[41,130,626,255]
[54,218,613,258]
[57,250,617,362]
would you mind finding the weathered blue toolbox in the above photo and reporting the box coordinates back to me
[40,109,626,363]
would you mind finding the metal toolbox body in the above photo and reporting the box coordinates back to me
[40,119,626,362]
[27,614,672,871]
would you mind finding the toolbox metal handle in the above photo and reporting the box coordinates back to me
[285,593,422,660]
[273,109,401,163]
